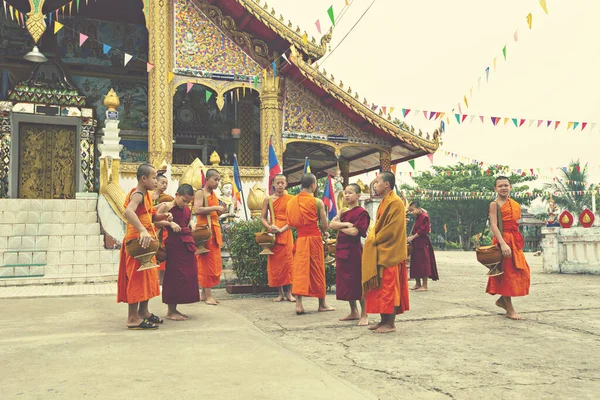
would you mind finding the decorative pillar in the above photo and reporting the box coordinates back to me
[379,149,391,172]
[0,102,12,198]
[260,74,284,167]
[339,157,350,187]
[145,0,174,167]
[98,89,123,192]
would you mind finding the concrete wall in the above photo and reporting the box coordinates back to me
[542,227,600,275]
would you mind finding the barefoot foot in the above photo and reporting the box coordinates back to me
[205,297,218,306]
[296,304,306,315]
[339,313,360,321]
[506,311,525,320]
[357,316,369,326]
[273,295,284,302]
[373,324,396,333]
[368,322,383,331]
[495,297,507,311]
[166,312,187,321]
[286,294,297,302]
[414,287,428,292]
[318,305,336,312]
[410,285,421,291]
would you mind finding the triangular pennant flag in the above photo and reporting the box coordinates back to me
[8,4,13,21]
[427,154,434,164]
[519,119,526,127]
[573,122,579,130]
[79,33,88,46]
[147,63,154,72]
[76,0,80,12]
[592,123,597,131]
[206,90,212,102]
[514,30,518,42]
[124,53,133,66]
[528,119,534,127]
[554,121,561,130]
[382,106,387,114]
[582,122,588,131]
[327,6,335,26]
[414,109,420,118]
[455,114,461,124]
[504,117,510,125]
[345,0,349,5]
[390,107,395,115]
[502,45,507,61]
[55,9,58,20]
[69,1,72,16]
[464,95,469,108]
[61,5,65,17]
[423,110,428,119]
[2,1,7,19]
[439,112,445,120]
[539,0,548,14]
[435,112,441,120]
[547,120,552,127]
[429,111,435,120]
[402,108,410,117]
[103,44,111,54]
[493,57,497,71]
[408,159,415,170]
[167,72,175,83]
[537,119,543,127]
[461,114,467,123]
[272,61,277,77]
[567,121,574,130]
[54,21,64,34]
[458,103,462,114]
[281,53,291,65]
[479,115,484,123]
[186,82,193,93]
[485,67,490,82]
[527,13,533,29]
[302,33,307,46]
[315,19,321,34]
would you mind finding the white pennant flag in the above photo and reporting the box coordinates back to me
[124,53,133,66]
[469,115,476,123]
[528,119,534,128]
[3,1,7,19]
[281,53,291,65]
[592,122,597,132]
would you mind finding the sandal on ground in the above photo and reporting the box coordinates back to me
[147,314,164,324]
[128,319,158,330]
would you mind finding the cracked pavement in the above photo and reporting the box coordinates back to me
[0,252,598,399]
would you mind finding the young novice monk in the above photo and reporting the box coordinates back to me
[330,183,370,326]
[117,163,173,330]
[156,184,199,321]
[260,174,295,302]
[487,176,531,320]
[153,174,174,285]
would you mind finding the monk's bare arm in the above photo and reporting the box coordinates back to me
[153,203,172,228]
[489,202,506,245]
[341,227,359,236]
[317,199,329,232]
[260,198,272,230]
[124,193,148,234]
[329,220,352,230]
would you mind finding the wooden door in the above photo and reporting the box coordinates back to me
[18,123,77,199]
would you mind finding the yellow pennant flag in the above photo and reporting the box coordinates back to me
[8,5,13,20]
[62,5,65,16]
[539,0,548,14]
[526,13,533,29]
[69,1,72,16]
[439,112,445,120]
[167,72,175,83]
[14,8,18,21]
[464,95,469,108]
[345,0,349,5]
[54,21,64,34]
[389,107,395,114]
[302,33,308,46]
[567,122,574,130]
[503,117,510,125]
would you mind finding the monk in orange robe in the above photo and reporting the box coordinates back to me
[261,174,295,302]
[117,163,173,330]
[486,176,531,320]
[286,173,335,315]
[194,169,226,306]
[362,171,410,333]
[153,173,174,284]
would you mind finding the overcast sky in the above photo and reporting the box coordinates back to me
[270,0,600,185]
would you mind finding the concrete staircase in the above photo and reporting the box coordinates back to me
[0,198,120,286]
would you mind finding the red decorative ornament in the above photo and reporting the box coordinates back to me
[559,211,574,228]
[578,209,595,228]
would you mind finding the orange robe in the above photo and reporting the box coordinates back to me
[362,191,409,315]
[196,191,223,288]
[154,194,173,272]
[267,194,294,287]
[286,192,325,298]
[486,199,531,297]
[117,189,160,304]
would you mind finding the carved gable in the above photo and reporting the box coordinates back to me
[174,0,262,78]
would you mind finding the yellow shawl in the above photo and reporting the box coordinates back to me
[362,190,407,294]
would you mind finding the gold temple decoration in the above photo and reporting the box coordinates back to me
[247,183,267,218]
[583,214,591,224]
[260,74,284,166]
[561,214,570,224]
[180,158,207,191]
[99,157,126,222]
[26,0,47,43]
[209,151,221,166]
[103,89,120,112]
[220,170,233,186]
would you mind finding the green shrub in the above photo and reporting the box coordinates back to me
[227,218,268,286]
[445,241,462,250]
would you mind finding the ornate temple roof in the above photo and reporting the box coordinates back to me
[233,0,331,61]
[287,46,441,155]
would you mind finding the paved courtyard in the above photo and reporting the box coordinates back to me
[0,252,599,399]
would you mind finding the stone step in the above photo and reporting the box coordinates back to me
[0,211,98,225]
[0,235,106,251]
[0,265,45,279]
[0,223,101,237]
[0,199,97,213]
[0,264,119,281]
[0,249,120,267]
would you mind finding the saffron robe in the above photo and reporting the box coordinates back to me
[286,192,325,298]
[335,206,370,301]
[409,212,439,280]
[162,204,200,305]
[196,190,223,289]
[362,191,409,314]
[267,194,294,287]
[117,189,160,304]
[486,199,531,297]
[154,194,173,272]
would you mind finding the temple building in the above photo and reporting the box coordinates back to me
[0,0,439,282]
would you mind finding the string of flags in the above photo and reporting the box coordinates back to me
[405,188,598,202]
[1,0,97,27]
[447,0,550,117]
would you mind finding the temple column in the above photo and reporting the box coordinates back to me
[260,74,284,167]
[339,157,350,186]
[145,0,174,167]
[379,149,391,172]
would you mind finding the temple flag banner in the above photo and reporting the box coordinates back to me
[322,174,338,220]
[315,19,322,34]
[268,138,282,195]
[124,53,133,66]
[409,160,415,170]
[79,33,88,46]
[186,82,193,93]
[206,90,212,102]
[233,155,242,205]
[147,63,154,72]
[327,6,335,26]
[427,154,434,164]
[272,61,277,76]
[54,21,64,34]
[103,44,111,54]
[539,0,549,14]
[503,45,507,60]
[527,13,533,29]
[167,72,175,83]
[304,157,311,174]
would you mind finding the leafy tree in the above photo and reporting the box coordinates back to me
[406,163,536,251]
[542,160,597,213]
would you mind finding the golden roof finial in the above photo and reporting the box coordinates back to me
[103,88,120,111]
[209,151,221,166]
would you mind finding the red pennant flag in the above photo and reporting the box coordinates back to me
[519,119,526,127]
[423,111,428,119]
[435,112,441,119]
[402,109,410,117]
[147,63,154,72]
[382,106,387,114]
[582,122,588,131]
[555,121,561,129]
[186,82,193,93]
[315,19,321,34]
[479,116,484,123]
[461,114,468,123]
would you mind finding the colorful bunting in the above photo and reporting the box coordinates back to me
[527,13,533,29]
[186,82,193,93]
[103,44,111,54]
[167,72,175,83]
[539,0,549,15]
[408,160,415,170]
[514,30,518,42]
[147,63,154,72]
[79,33,88,46]
[124,53,133,66]
[272,61,277,77]
[206,90,212,102]
[315,19,321,34]
[502,45,507,61]
[327,6,335,26]
[54,21,64,34]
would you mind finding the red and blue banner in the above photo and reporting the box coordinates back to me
[232,154,242,204]
[322,173,338,220]
[268,138,282,194]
